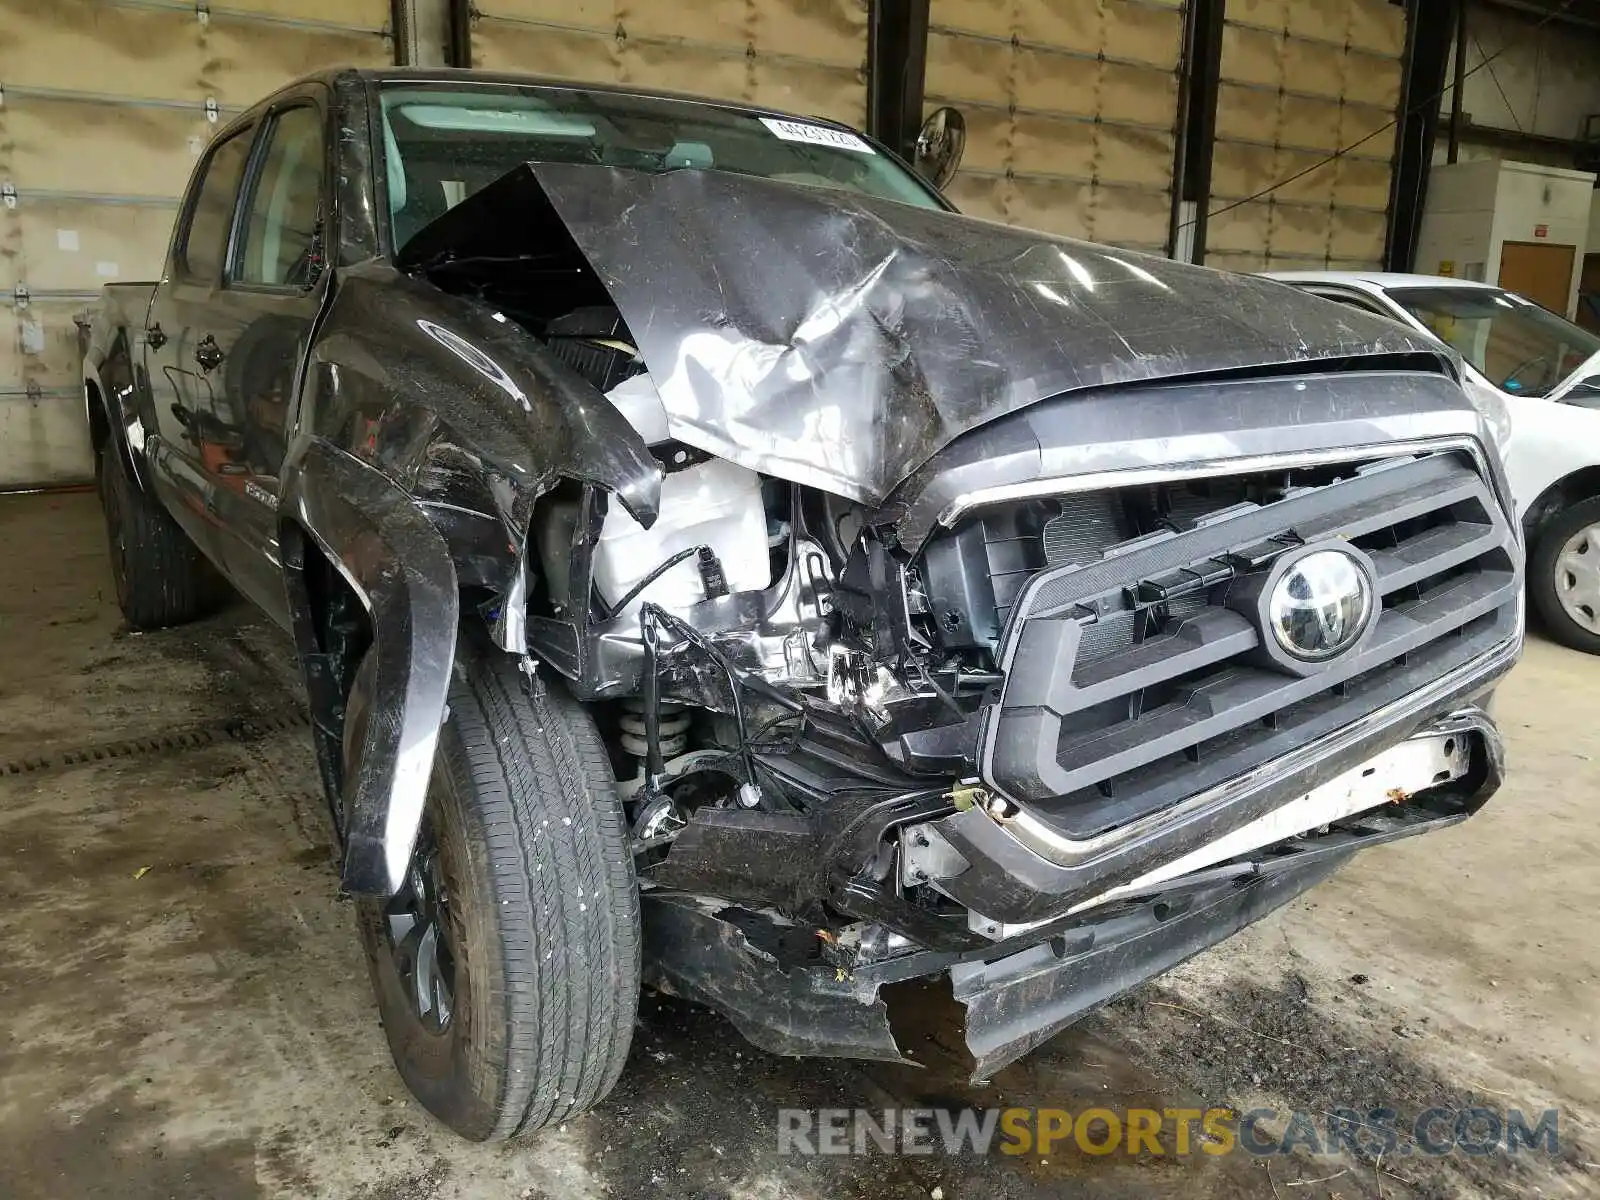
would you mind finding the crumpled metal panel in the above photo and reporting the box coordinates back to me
[281,438,460,896]
[500,162,1449,505]
[301,262,662,530]
[951,853,1346,1080]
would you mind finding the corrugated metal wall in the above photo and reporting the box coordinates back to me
[467,0,869,128]
[1206,0,1404,273]
[922,0,1187,252]
[0,0,394,488]
[0,0,1418,487]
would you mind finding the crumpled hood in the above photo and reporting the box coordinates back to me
[401,163,1450,505]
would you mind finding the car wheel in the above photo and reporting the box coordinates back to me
[354,642,641,1141]
[96,446,221,630]
[1529,496,1600,654]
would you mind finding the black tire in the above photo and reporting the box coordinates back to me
[1529,495,1600,655]
[96,446,219,630]
[355,643,640,1141]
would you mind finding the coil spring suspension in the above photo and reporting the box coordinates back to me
[620,699,689,758]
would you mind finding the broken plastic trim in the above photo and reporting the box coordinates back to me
[642,845,1351,1081]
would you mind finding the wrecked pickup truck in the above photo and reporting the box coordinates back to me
[84,68,1523,1142]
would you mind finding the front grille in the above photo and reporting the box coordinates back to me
[978,451,1520,839]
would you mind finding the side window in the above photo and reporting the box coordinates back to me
[179,128,254,282]
[236,106,325,288]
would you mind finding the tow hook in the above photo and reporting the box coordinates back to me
[949,782,1012,821]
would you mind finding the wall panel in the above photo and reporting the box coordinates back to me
[924,0,1186,251]
[0,0,393,486]
[469,0,869,128]
[1209,0,1404,271]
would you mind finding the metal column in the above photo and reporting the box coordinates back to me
[866,0,931,160]
[1385,0,1456,271]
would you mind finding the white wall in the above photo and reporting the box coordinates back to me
[1416,158,1500,279]
[1439,3,1600,148]
[1419,159,1595,316]
[1491,162,1595,316]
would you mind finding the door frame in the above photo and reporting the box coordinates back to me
[205,82,339,627]
[139,116,262,561]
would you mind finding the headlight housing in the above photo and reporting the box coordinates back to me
[1462,378,1513,462]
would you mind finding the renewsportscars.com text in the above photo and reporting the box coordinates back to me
[777,1106,1561,1159]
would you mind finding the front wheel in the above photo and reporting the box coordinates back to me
[355,643,641,1141]
[1529,496,1600,654]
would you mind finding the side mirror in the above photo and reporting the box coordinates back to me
[913,106,966,189]
[1566,378,1600,407]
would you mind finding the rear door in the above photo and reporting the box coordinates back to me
[143,122,257,566]
[206,95,333,628]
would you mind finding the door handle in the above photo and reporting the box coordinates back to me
[193,335,225,372]
[145,322,167,350]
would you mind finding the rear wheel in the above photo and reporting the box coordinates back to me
[355,643,640,1141]
[1530,496,1600,654]
[96,446,219,629]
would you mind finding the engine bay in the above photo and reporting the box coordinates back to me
[477,299,1446,939]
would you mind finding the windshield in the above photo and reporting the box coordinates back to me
[1389,285,1600,398]
[378,83,943,250]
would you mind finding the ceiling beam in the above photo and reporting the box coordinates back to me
[1477,0,1600,34]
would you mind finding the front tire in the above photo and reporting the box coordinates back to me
[356,644,641,1141]
[96,446,219,629]
[1529,496,1600,654]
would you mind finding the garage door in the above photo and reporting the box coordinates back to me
[1206,0,1403,274]
[923,0,1187,253]
[467,0,869,128]
[0,0,394,488]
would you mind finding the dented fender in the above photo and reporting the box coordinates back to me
[303,264,661,528]
[297,264,662,651]
[281,438,458,896]
[275,263,666,893]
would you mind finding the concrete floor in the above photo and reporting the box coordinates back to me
[0,491,1596,1200]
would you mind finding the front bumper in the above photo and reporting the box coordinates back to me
[921,638,1516,924]
[643,704,1504,1080]
[642,764,1479,1079]
[952,849,1346,1078]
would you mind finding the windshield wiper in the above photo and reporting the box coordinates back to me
[417,250,572,273]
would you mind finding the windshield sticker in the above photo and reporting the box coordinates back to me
[760,117,875,155]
